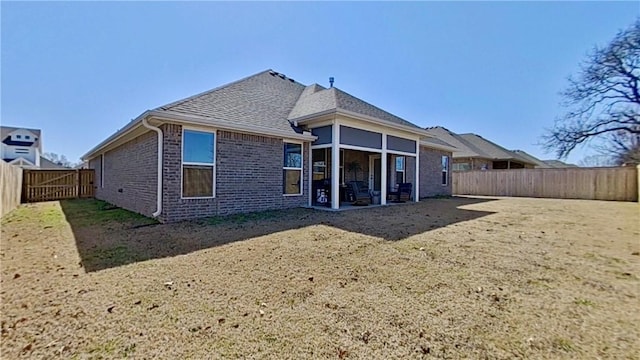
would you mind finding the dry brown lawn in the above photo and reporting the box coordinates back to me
[1,197,638,359]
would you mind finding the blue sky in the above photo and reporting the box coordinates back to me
[2,1,638,164]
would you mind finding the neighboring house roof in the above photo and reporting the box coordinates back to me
[424,127,484,158]
[541,159,579,168]
[424,127,536,165]
[39,156,69,169]
[2,138,35,147]
[7,157,35,167]
[0,126,42,150]
[457,134,535,165]
[420,136,457,152]
[512,150,550,168]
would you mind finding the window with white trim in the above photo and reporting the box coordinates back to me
[395,156,405,184]
[283,142,302,195]
[441,156,449,185]
[182,130,215,198]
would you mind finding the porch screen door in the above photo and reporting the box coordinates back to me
[370,156,382,191]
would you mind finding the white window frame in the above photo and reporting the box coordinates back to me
[181,127,216,199]
[283,140,303,196]
[395,156,406,184]
[442,155,449,186]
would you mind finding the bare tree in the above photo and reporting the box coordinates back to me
[596,127,640,165]
[543,19,640,162]
[43,152,76,168]
[578,154,616,167]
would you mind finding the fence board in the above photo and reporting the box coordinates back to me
[22,169,95,202]
[453,166,638,202]
[0,161,23,217]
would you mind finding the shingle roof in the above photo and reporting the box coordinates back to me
[39,156,69,169]
[288,85,422,129]
[458,134,528,162]
[424,127,536,165]
[424,127,483,158]
[512,150,550,168]
[154,70,307,134]
[420,136,457,150]
[85,69,433,159]
[541,160,579,168]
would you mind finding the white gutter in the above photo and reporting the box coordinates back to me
[148,110,316,141]
[81,111,152,160]
[293,108,436,138]
[82,110,316,161]
[141,118,163,218]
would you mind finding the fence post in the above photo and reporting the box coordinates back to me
[76,169,80,199]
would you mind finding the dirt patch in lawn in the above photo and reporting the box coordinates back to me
[1,197,638,359]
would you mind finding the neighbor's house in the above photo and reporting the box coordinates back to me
[82,70,456,223]
[511,150,551,168]
[1,126,68,170]
[512,150,580,168]
[540,159,579,168]
[1,126,43,168]
[425,126,536,171]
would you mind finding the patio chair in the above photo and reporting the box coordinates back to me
[347,181,371,205]
[388,183,412,203]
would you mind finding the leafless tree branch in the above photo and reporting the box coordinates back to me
[543,18,640,164]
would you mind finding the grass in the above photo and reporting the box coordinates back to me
[201,208,309,226]
[2,204,67,228]
[1,197,638,359]
[59,199,158,227]
[574,298,595,306]
[552,338,575,352]
[86,245,141,265]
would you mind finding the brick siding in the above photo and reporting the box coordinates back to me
[159,124,309,223]
[419,146,452,198]
[88,131,158,217]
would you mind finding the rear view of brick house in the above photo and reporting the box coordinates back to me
[83,70,456,222]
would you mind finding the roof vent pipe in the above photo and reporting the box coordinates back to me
[329,77,334,88]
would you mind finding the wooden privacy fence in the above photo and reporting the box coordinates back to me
[452,166,639,202]
[1,161,23,217]
[22,169,95,202]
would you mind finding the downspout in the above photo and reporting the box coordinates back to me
[141,118,163,217]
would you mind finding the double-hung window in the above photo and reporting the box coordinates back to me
[182,129,215,198]
[395,156,405,184]
[283,142,302,195]
[441,156,449,185]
